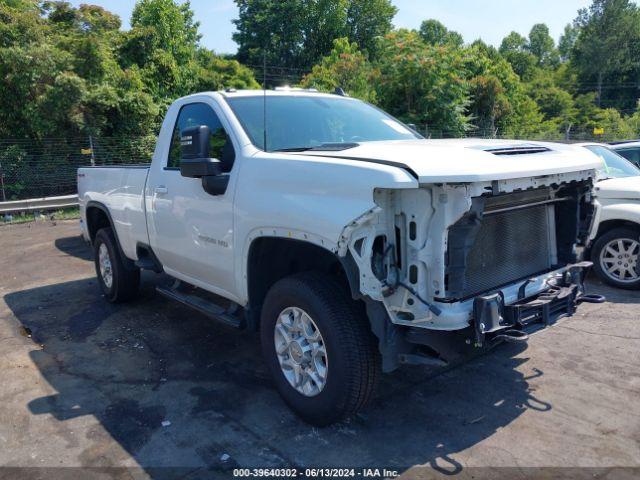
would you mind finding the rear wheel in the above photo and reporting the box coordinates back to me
[592,227,640,289]
[260,272,380,426]
[94,227,140,302]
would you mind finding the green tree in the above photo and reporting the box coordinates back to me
[592,108,634,140]
[375,30,470,135]
[573,93,601,126]
[527,70,576,132]
[76,4,122,32]
[558,23,579,61]
[232,0,396,72]
[418,19,464,48]
[0,0,257,140]
[463,43,549,137]
[0,43,76,138]
[627,101,640,135]
[300,37,377,101]
[130,0,200,59]
[192,49,260,92]
[345,0,396,56]
[120,0,201,99]
[499,31,536,79]
[571,0,640,109]
[527,23,560,67]
[0,0,46,48]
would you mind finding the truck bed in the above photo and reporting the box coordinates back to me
[77,165,150,260]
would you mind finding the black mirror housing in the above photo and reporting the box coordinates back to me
[179,125,222,178]
[180,125,210,160]
[180,158,222,178]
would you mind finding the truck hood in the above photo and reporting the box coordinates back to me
[299,139,602,183]
[596,176,640,200]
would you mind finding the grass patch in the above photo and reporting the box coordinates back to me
[1,207,80,225]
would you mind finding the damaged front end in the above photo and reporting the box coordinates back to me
[472,261,604,347]
[337,170,605,371]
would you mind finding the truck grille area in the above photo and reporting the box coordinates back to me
[463,205,551,297]
[443,185,591,301]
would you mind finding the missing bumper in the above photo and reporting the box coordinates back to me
[471,261,604,347]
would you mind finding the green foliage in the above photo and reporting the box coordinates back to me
[463,43,549,137]
[592,108,634,140]
[570,0,640,110]
[0,0,259,141]
[192,49,260,92]
[1,0,639,154]
[0,145,29,198]
[499,32,537,79]
[345,0,397,57]
[527,23,560,67]
[375,30,470,135]
[300,37,377,102]
[130,0,200,58]
[527,70,575,128]
[232,0,396,70]
[419,19,463,48]
[558,23,579,61]
[627,102,640,136]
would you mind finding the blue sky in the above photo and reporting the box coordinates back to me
[68,0,597,54]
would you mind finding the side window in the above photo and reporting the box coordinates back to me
[167,102,235,171]
[618,148,640,167]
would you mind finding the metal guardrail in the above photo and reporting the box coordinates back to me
[0,194,79,214]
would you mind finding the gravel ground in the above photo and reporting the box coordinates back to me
[0,220,638,479]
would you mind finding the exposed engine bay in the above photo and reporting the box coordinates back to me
[338,169,598,332]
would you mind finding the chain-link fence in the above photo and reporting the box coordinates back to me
[0,128,636,201]
[0,136,156,201]
[416,126,636,143]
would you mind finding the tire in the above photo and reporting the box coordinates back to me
[260,272,380,426]
[94,227,140,302]
[591,227,640,290]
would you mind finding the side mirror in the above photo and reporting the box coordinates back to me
[179,125,222,178]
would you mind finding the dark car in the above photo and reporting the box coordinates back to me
[610,140,640,168]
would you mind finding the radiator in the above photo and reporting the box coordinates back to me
[461,204,552,297]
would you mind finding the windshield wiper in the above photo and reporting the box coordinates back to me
[271,142,359,153]
[272,147,314,152]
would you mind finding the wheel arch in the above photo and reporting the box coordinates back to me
[244,235,361,331]
[594,219,640,239]
[85,202,112,244]
[85,201,136,270]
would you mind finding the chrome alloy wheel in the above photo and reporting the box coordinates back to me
[599,237,640,284]
[98,243,113,289]
[274,307,328,397]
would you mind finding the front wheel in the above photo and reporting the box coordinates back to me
[260,272,380,426]
[592,227,640,289]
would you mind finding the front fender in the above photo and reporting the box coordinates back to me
[597,201,640,228]
[233,154,418,302]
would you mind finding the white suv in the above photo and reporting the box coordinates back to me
[579,143,640,289]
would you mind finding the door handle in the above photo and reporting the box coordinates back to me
[155,186,168,195]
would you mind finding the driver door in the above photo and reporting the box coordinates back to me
[146,100,238,299]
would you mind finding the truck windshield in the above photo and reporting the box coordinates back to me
[225,95,421,152]
[584,145,640,179]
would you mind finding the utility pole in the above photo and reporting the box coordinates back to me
[89,135,96,167]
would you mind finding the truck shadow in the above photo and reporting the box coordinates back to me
[5,275,545,476]
[54,235,94,262]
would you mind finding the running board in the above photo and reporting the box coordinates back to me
[156,283,244,329]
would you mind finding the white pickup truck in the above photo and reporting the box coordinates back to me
[79,89,604,425]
